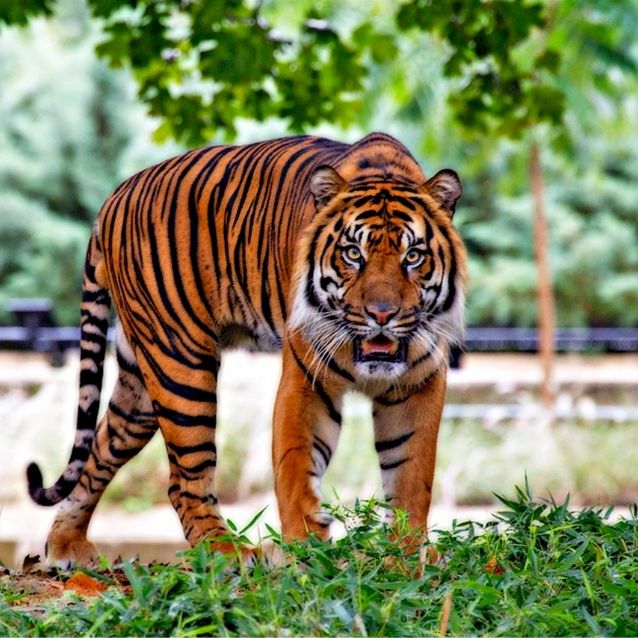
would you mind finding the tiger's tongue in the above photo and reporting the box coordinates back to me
[361,335,399,355]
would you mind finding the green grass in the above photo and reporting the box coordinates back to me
[2,486,637,636]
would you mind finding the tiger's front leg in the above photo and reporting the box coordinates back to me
[272,341,344,541]
[372,367,447,551]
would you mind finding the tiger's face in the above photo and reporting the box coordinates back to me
[290,166,466,381]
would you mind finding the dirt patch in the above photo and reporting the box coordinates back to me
[2,554,132,612]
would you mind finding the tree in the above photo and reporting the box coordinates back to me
[1,0,563,145]
[392,1,559,405]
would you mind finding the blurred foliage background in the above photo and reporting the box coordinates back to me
[1,0,638,327]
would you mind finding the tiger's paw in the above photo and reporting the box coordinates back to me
[197,536,264,568]
[45,538,100,570]
[280,508,333,542]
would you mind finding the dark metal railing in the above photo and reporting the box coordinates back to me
[1,300,637,366]
[464,327,638,353]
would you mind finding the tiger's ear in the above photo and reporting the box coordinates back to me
[309,165,347,210]
[423,169,462,217]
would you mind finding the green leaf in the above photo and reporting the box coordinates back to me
[88,0,135,19]
[0,0,52,25]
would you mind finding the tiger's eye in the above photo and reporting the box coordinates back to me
[344,245,362,264]
[404,248,424,268]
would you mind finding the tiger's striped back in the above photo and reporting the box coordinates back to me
[103,136,349,348]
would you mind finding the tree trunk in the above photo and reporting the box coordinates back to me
[529,140,556,408]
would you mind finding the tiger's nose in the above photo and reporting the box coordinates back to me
[364,302,399,326]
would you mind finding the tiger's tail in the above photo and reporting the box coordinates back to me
[27,230,111,505]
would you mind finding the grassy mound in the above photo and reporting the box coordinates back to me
[2,486,637,636]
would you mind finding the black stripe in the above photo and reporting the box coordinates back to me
[115,348,144,380]
[179,458,217,476]
[314,341,356,383]
[374,393,409,407]
[289,344,342,424]
[380,458,409,471]
[68,444,91,464]
[374,369,439,406]
[164,148,216,342]
[79,313,109,334]
[391,196,417,212]
[353,209,381,221]
[179,491,219,505]
[152,400,217,428]
[313,435,332,468]
[81,289,111,304]
[107,400,156,429]
[166,440,217,457]
[410,345,436,369]
[375,430,415,453]
[78,330,106,345]
[137,341,217,403]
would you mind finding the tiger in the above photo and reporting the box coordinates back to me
[26,132,466,567]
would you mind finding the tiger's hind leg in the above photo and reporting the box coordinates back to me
[46,340,158,568]
[128,337,249,557]
[151,360,228,548]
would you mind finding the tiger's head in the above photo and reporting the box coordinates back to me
[289,163,466,382]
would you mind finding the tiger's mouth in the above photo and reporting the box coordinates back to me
[354,335,407,363]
